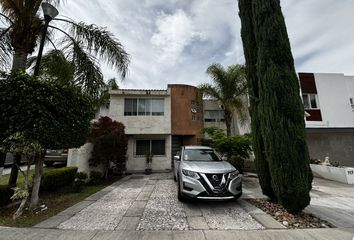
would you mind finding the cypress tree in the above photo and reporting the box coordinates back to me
[239,0,313,213]
[238,0,275,199]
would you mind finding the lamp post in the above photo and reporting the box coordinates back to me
[33,2,59,76]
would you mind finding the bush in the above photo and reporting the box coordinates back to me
[39,167,78,191]
[0,185,14,207]
[89,170,103,184]
[76,172,88,181]
[89,117,128,178]
[200,138,213,147]
[72,172,88,192]
[229,156,245,173]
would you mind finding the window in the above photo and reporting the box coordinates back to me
[124,98,164,116]
[135,139,165,156]
[138,99,151,116]
[204,110,225,122]
[151,99,164,116]
[124,99,137,115]
[302,94,319,109]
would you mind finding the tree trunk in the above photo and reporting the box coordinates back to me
[0,152,5,182]
[29,152,44,209]
[8,154,21,188]
[13,158,32,219]
[238,0,275,199]
[224,110,232,136]
[12,48,28,72]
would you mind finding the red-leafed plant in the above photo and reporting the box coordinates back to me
[88,116,128,178]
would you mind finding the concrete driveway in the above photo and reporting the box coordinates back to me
[306,177,354,228]
[35,173,267,231]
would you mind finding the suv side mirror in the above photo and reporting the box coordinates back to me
[174,155,180,161]
[221,155,228,161]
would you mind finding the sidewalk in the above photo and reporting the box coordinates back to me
[0,227,354,240]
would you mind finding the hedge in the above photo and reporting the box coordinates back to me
[39,166,78,191]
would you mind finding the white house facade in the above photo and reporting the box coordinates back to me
[68,84,203,173]
[108,89,172,172]
[299,73,354,167]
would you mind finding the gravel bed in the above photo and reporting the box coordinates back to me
[247,198,334,229]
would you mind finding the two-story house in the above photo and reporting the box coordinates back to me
[68,84,203,173]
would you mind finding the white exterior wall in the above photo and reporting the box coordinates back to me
[95,105,109,118]
[67,143,103,174]
[126,135,171,172]
[108,90,172,172]
[109,92,171,135]
[307,73,354,128]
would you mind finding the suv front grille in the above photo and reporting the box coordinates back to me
[199,173,230,194]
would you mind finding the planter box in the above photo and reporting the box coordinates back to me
[310,164,354,184]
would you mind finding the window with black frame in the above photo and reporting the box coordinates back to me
[135,139,165,156]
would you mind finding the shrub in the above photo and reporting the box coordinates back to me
[200,138,213,147]
[39,167,78,191]
[0,185,14,207]
[72,172,88,192]
[89,117,128,178]
[310,158,322,164]
[229,156,245,173]
[89,170,104,184]
[76,172,88,181]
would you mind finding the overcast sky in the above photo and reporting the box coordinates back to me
[57,0,354,89]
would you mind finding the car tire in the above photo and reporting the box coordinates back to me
[177,176,186,202]
[44,161,54,167]
[174,174,177,182]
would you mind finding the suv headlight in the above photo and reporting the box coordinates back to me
[229,170,239,179]
[182,169,200,179]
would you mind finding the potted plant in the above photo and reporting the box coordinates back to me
[145,151,153,175]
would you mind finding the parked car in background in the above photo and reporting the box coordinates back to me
[44,149,68,166]
[173,146,242,201]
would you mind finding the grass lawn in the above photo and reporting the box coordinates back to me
[0,169,36,186]
[0,171,121,228]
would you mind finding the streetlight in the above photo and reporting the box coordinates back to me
[34,2,59,76]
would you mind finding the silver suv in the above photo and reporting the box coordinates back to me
[173,146,242,201]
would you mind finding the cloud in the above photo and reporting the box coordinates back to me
[151,9,202,66]
[48,0,354,89]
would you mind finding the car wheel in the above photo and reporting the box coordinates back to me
[44,161,54,167]
[177,176,185,202]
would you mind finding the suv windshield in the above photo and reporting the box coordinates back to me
[183,149,221,161]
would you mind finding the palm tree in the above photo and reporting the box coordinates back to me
[199,64,248,136]
[0,0,129,209]
[0,0,129,98]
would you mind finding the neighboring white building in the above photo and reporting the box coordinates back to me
[299,73,354,166]
[203,99,251,136]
